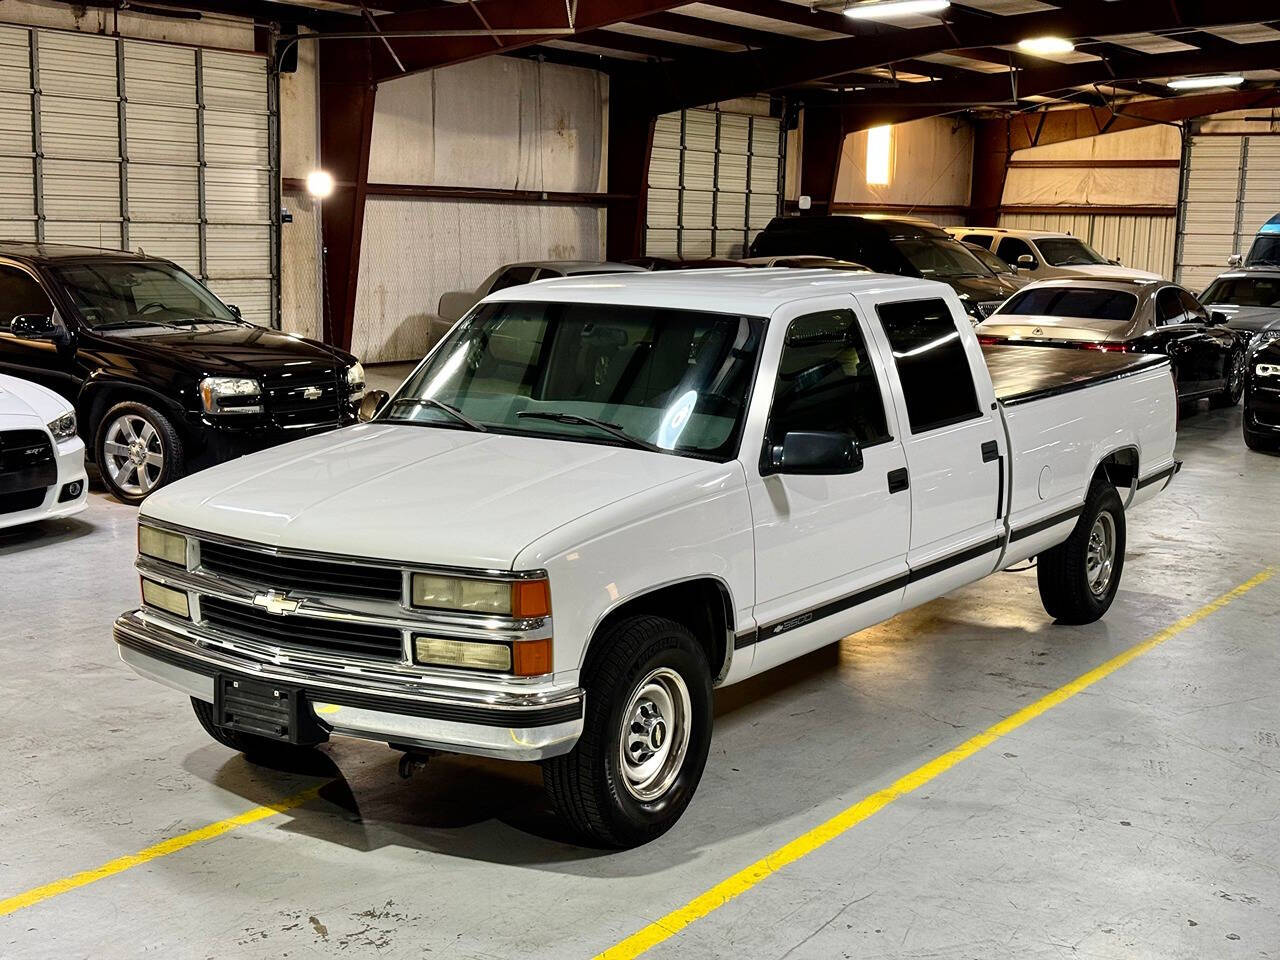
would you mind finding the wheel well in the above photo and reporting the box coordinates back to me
[82,383,186,455]
[587,579,734,683]
[1094,447,1139,496]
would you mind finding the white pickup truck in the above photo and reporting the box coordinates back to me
[115,270,1178,847]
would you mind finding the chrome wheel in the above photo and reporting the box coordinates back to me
[618,667,691,802]
[102,413,164,496]
[1085,511,1117,598]
[1229,350,1246,400]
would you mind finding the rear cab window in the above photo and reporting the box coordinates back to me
[875,298,981,433]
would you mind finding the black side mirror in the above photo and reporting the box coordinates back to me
[762,431,863,476]
[1209,310,1229,326]
[358,389,389,422]
[226,304,243,320]
[10,313,66,344]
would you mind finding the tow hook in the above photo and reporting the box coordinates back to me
[396,749,438,779]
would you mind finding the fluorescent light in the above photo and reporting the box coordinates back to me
[305,169,335,198]
[866,125,892,186]
[1017,36,1075,55]
[1167,74,1245,90]
[844,0,949,20]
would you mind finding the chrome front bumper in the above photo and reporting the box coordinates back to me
[114,610,584,761]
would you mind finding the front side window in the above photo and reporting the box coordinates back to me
[0,265,53,332]
[50,261,235,329]
[996,287,1137,323]
[996,237,1035,267]
[892,239,988,280]
[877,298,981,434]
[1036,237,1109,267]
[766,309,890,448]
[1201,276,1280,308]
[384,301,763,461]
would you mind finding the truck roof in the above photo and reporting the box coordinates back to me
[0,241,158,264]
[484,267,940,315]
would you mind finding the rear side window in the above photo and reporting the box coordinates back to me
[768,309,891,446]
[1177,288,1207,322]
[490,266,538,292]
[877,298,981,434]
[998,287,1137,322]
[0,265,52,332]
[961,233,993,249]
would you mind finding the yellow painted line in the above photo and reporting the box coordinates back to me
[595,567,1276,960]
[0,783,326,918]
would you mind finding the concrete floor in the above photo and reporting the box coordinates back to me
[1,402,1277,960]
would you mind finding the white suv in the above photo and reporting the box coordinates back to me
[947,227,1161,281]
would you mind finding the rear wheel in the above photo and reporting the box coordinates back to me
[191,697,321,770]
[1037,479,1126,624]
[542,615,713,848]
[95,401,184,504]
[1211,348,1247,408]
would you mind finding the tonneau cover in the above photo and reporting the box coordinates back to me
[983,344,1168,405]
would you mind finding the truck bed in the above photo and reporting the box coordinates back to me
[982,344,1168,406]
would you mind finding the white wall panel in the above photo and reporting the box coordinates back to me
[834,116,973,207]
[352,197,605,363]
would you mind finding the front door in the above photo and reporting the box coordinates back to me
[862,295,1005,608]
[0,262,75,400]
[1154,285,1217,393]
[745,300,911,674]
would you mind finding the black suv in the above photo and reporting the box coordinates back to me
[0,243,362,504]
[748,215,1024,322]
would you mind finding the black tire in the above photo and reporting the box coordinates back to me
[542,615,713,848]
[190,697,321,770]
[1037,479,1126,625]
[94,400,184,505]
[1211,348,1247,408]
[1244,421,1276,452]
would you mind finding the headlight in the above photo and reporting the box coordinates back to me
[199,376,262,414]
[138,523,187,566]
[1257,363,1280,378]
[413,636,512,672]
[346,362,366,397]
[46,411,77,442]
[410,572,551,618]
[141,578,190,619]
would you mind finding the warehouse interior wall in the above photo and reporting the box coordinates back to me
[279,32,321,341]
[0,1,253,49]
[351,56,608,363]
[999,124,1181,278]
[833,117,974,225]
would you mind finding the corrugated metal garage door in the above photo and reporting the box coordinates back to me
[0,26,277,326]
[1176,134,1280,292]
[646,103,783,259]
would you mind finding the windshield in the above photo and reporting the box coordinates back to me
[51,261,237,328]
[1036,237,1109,267]
[1201,276,1280,308]
[1246,236,1280,267]
[893,238,989,279]
[996,287,1137,323]
[383,301,764,460]
[968,245,1013,276]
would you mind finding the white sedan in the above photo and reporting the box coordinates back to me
[0,373,88,529]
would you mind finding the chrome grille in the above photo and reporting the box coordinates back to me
[200,596,404,660]
[199,539,404,601]
[263,368,342,428]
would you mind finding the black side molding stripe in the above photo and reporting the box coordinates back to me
[1009,505,1083,543]
[740,535,1007,646]
[1137,463,1177,490]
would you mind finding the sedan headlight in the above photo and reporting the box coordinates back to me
[46,411,77,442]
[138,523,187,566]
[199,376,262,414]
[346,362,366,397]
[410,573,551,618]
[1254,330,1280,349]
[1257,363,1280,378]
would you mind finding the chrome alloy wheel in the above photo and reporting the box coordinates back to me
[1229,349,1247,399]
[1086,511,1117,598]
[618,667,692,802]
[102,414,164,496]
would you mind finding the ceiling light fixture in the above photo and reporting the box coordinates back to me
[305,170,335,199]
[844,0,950,21]
[1016,36,1075,55]
[1167,74,1246,90]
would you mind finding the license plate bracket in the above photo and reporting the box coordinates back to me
[215,674,326,745]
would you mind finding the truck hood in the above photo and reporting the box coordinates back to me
[93,323,351,377]
[977,313,1133,343]
[1051,264,1161,281]
[140,424,718,570]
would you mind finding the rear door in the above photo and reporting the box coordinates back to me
[744,297,910,673]
[860,294,1006,607]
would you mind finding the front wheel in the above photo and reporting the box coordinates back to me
[95,400,184,504]
[542,615,713,848]
[1211,348,1247,408]
[1037,479,1126,624]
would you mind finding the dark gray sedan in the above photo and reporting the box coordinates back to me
[1200,267,1280,351]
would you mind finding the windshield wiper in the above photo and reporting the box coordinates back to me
[517,410,661,453]
[92,319,177,330]
[388,397,487,432]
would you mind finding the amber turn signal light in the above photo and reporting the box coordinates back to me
[512,637,553,677]
[511,579,551,619]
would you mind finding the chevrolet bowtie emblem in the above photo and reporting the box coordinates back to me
[253,591,300,615]
[302,386,323,400]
